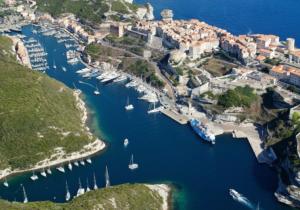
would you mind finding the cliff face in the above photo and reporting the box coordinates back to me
[136,3,154,21]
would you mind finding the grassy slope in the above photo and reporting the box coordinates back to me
[0,36,94,170]
[0,184,164,210]
[36,0,109,23]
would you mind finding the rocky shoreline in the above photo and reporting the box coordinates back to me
[146,184,171,210]
[0,76,106,181]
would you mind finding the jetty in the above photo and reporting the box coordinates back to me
[160,107,188,124]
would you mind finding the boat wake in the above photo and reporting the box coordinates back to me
[229,189,255,209]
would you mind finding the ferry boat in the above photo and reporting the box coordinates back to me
[189,119,216,144]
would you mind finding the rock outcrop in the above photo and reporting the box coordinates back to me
[136,3,154,21]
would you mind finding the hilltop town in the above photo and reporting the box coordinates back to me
[2,0,300,208]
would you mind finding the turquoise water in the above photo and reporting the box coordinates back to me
[0,25,294,210]
[135,0,300,41]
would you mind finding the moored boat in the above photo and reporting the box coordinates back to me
[189,119,216,144]
[128,154,139,170]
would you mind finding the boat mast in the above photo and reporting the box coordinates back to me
[130,154,134,164]
[105,166,110,188]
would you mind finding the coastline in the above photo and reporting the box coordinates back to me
[9,36,32,69]
[0,87,106,181]
[145,184,171,210]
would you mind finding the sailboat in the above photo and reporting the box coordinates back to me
[86,158,92,164]
[94,86,100,95]
[80,160,85,166]
[128,154,139,170]
[3,178,9,187]
[76,178,85,197]
[93,173,98,190]
[147,102,161,114]
[124,138,129,147]
[53,60,56,69]
[86,179,90,192]
[22,185,28,203]
[57,166,65,173]
[46,168,52,175]
[74,161,79,167]
[40,169,47,177]
[125,97,134,111]
[68,162,72,171]
[65,181,71,201]
[30,171,38,181]
[105,166,110,188]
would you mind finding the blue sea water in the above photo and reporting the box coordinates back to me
[0,24,293,210]
[135,0,300,42]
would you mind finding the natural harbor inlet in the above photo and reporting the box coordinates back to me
[0,0,300,209]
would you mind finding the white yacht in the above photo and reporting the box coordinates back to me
[80,160,85,166]
[93,173,98,190]
[76,68,90,74]
[128,154,139,170]
[86,179,91,192]
[30,172,38,181]
[113,75,127,83]
[125,97,134,111]
[40,169,47,177]
[74,161,79,167]
[94,86,100,95]
[57,166,65,173]
[3,178,9,187]
[139,92,159,103]
[62,67,67,72]
[68,162,73,171]
[76,179,85,197]
[96,72,109,80]
[124,138,129,147]
[147,102,162,114]
[22,185,28,203]
[125,80,138,88]
[53,60,56,69]
[86,158,92,164]
[46,168,52,175]
[101,72,120,83]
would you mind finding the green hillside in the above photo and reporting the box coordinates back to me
[35,0,140,24]
[0,184,167,210]
[0,36,97,170]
